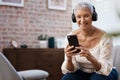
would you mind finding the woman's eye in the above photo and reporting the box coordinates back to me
[77,16,81,18]
[76,15,90,18]
[84,15,90,18]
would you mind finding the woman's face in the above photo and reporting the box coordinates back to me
[75,7,92,30]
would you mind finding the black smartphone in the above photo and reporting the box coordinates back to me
[67,35,81,53]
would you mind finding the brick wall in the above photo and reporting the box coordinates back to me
[0,0,72,51]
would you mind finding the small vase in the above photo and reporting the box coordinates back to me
[39,40,48,48]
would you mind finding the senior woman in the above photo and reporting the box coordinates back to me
[61,2,118,80]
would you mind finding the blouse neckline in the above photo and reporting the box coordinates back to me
[89,33,107,50]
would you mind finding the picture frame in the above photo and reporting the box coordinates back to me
[48,0,66,10]
[0,0,24,7]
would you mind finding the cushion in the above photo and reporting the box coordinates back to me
[18,69,49,80]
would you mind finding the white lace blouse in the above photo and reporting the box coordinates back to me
[61,33,113,76]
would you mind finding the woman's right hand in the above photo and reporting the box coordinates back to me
[64,45,77,71]
[64,45,78,58]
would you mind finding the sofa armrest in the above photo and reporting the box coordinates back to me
[112,46,120,80]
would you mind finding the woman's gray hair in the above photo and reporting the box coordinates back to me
[74,2,94,14]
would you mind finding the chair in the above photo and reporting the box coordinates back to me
[0,52,49,80]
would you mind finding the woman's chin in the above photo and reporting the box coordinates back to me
[80,26,87,29]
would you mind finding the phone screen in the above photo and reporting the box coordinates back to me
[67,35,81,53]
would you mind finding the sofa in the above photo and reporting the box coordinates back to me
[2,48,64,80]
[112,45,120,80]
[0,52,49,80]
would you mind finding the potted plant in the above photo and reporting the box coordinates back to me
[38,34,48,48]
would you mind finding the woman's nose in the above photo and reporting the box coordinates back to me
[80,17,86,23]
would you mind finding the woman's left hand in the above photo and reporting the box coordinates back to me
[76,46,94,61]
[76,46,101,71]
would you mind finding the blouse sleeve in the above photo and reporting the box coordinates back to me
[97,34,113,76]
[61,34,79,74]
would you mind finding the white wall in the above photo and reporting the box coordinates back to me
[72,0,120,45]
